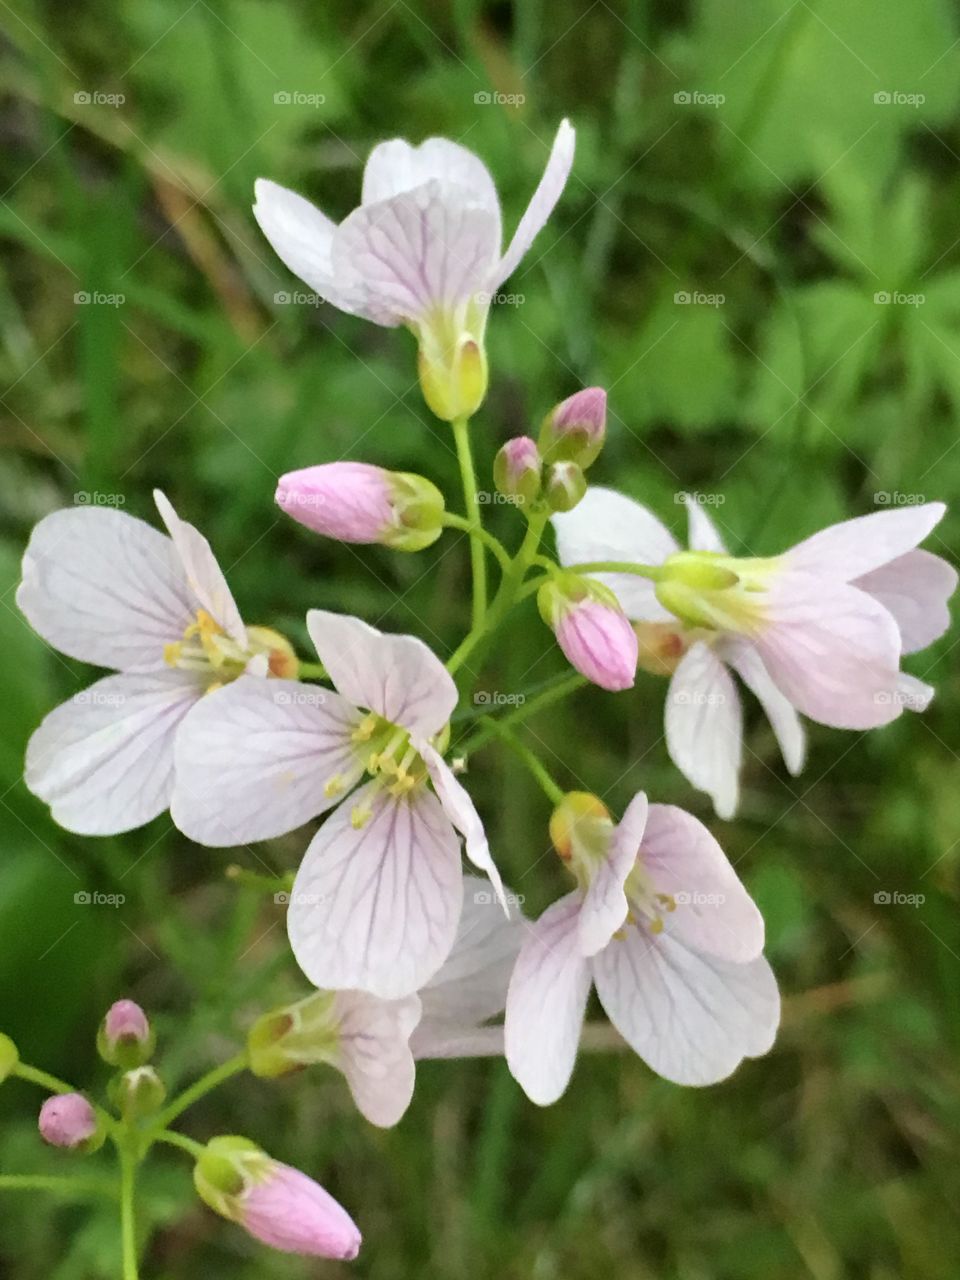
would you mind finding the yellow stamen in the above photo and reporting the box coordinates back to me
[324,775,345,799]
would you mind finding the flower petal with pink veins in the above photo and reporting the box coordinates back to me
[25,670,203,835]
[504,894,592,1106]
[153,491,246,646]
[665,642,742,820]
[241,1164,361,1259]
[171,675,364,847]
[306,610,457,739]
[17,506,194,672]
[252,179,351,307]
[753,574,902,730]
[639,804,764,963]
[592,931,780,1086]
[331,990,421,1128]
[419,745,506,907]
[362,137,500,230]
[578,791,648,957]
[288,783,463,999]
[786,503,946,581]
[721,638,806,776]
[552,487,679,621]
[492,119,575,290]
[854,549,957,655]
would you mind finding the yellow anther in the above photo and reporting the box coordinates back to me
[206,680,224,695]
[164,641,183,667]
[324,775,345,799]
[649,917,665,935]
[351,805,373,830]
[656,893,677,913]
[352,715,379,744]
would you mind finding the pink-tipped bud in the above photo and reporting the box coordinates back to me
[98,999,154,1068]
[539,387,607,468]
[538,576,638,692]
[493,436,542,506]
[38,1093,104,1152]
[194,1136,361,1260]
[276,462,444,552]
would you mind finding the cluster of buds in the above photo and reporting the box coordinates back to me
[493,387,607,514]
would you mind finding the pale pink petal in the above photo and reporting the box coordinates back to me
[721,638,806,776]
[362,137,500,231]
[639,804,764,963]
[17,507,193,672]
[896,672,934,713]
[684,496,728,553]
[332,182,500,327]
[786,503,946,581]
[331,991,421,1128]
[306,611,457,738]
[554,598,638,692]
[552,487,678,621]
[665,642,742,820]
[252,179,341,302]
[492,119,576,290]
[170,676,364,847]
[411,1024,504,1059]
[288,784,463,999]
[25,671,202,835]
[854,549,957,655]
[153,491,246,646]
[504,894,592,1106]
[241,1163,361,1259]
[754,575,902,729]
[578,791,648,957]
[419,745,506,907]
[593,931,780,1086]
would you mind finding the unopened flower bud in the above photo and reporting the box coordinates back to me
[0,1033,18,1084]
[246,627,300,680]
[538,575,638,692]
[539,387,607,468]
[418,332,487,422]
[194,1136,361,1260]
[493,436,541,506]
[113,1066,166,1120]
[38,1093,105,1153]
[276,463,444,552]
[543,461,587,513]
[548,791,612,863]
[97,999,154,1069]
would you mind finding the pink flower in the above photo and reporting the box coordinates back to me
[493,436,542,504]
[276,462,444,551]
[538,576,638,691]
[554,489,956,817]
[505,792,779,1102]
[540,386,607,468]
[99,999,153,1067]
[38,1093,99,1149]
[241,1163,361,1259]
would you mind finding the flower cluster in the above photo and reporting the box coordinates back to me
[10,119,956,1265]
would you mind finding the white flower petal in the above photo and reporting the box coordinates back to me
[362,137,500,230]
[721,638,806,776]
[419,745,506,909]
[665,642,742,820]
[17,507,193,672]
[552,487,678,621]
[306,610,457,738]
[786,503,946,581]
[578,791,648,957]
[171,676,363,847]
[25,670,202,835]
[640,804,764,962]
[153,490,246,646]
[896,671,934,714]
[492,119,576,290]
[252,178,340,300]
[593,930,780,1086]
[288,783,463,999]
[331,990,421,1129]
[854,549,957,655]
[410,1024,504,1059]
[684,496,728,553]
[504,894,591,1106]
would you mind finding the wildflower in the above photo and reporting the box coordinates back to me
[38,1093,104,1152]
[276,462,444,551]
[538,575,638,691]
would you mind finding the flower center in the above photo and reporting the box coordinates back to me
[342,714,429,827]
[622,861,676,936]
[654,551,781,634]
[164,611,298,691]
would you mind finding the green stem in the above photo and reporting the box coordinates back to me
[482,721,564,804]
[119,1147,138,1280]
[458,672,586,755]
[150,1053,248,1131]
[562,560,664,579]
[297,660,326,680]
[13,1062,80,1094]
[155,1130,206,1159]
[442,513,511,572]
[0,1173,116,1199]
[451,414,487,629]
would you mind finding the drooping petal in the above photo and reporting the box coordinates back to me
[252,179,344,303]
[331,182,500,327]
[854,549,957,655]
[170,676,364,847]
[552,487,678,621]
[362,137,500,232]
[592,930,780,1086]
[306,611,457,739]
[504,894,592,1106]
[753,574,902,729]
[665,642,742,820]
[288,783,463,999]
[153,491,246,647]
[721,638,806,776]
[578,791,648,957]
[17,507,194,672]
[419,745,506,907]
[786,503,946,581]
[639,804,764,963]
[684,496,728,553]
[25,671,202,835]
[492,119,576,290]
[331,990,421,1129]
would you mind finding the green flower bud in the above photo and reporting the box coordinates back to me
[112,1066,166,1120]
[543,461,587,513]
[493,436,542,506]
[0,1033,19,1084]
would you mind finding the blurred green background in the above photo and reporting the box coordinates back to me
[1,0,959,1276]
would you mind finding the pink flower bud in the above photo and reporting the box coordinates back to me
[276,462,444,552]
[539,387,607,468]
[38,1093,100,1150]
[538,577,637,692]
[99,999,153,1068]
[241,1162,362,1259]
[493,436,541,505]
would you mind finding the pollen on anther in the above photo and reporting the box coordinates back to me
[324,775,345,799]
